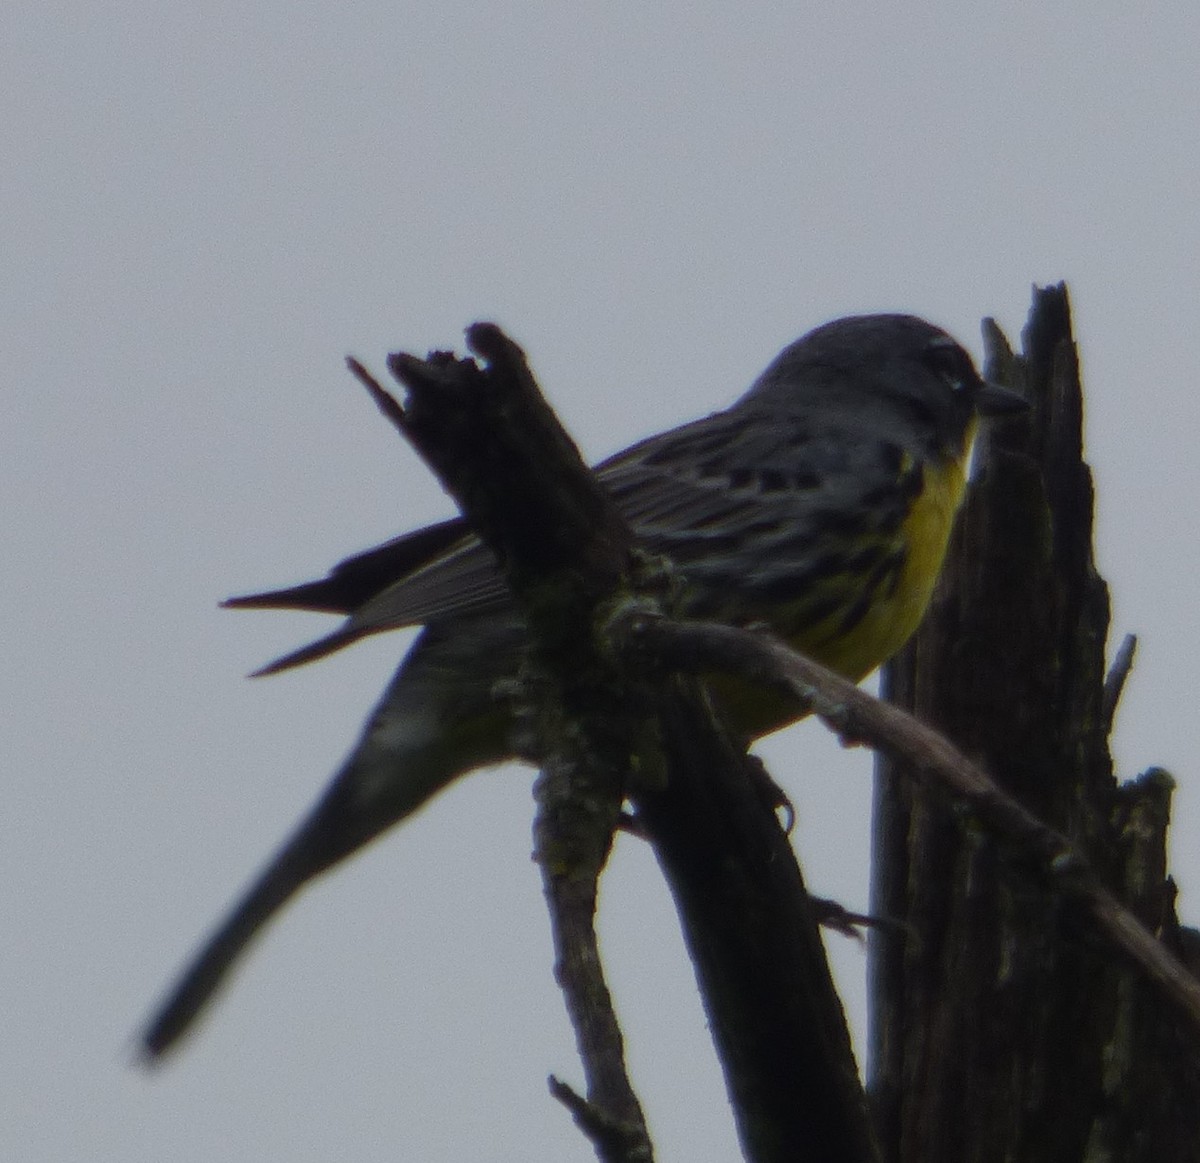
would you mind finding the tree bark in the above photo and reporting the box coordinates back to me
[370,325,878,1162]
[870,284,1200,1162]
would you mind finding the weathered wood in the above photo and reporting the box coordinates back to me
[376,324,878,1163]
[870,284,1200,1162]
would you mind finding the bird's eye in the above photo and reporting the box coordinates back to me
[923,339,973,393]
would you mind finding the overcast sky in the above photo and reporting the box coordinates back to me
[6,3,1200,1160]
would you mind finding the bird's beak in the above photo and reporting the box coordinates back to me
[976,380,1029,416]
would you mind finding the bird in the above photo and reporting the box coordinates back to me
[140,313,1026,1059]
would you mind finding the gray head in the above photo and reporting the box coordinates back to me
[743,314,1025,456]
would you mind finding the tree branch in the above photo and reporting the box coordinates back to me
[354,336,652,1161]
[630,678,879,1163]
[871,284,1200,1162]
[613,613,1200,1035]
[1102,632,1137,731]
[358,325,880,1163]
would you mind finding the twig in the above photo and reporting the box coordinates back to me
[1103,632,1138,730]
[614,613,1200,1035]
[808,897,911,942]
[373,328,653,1159]
[549,1076,654,1163]
[368,326,879,1163]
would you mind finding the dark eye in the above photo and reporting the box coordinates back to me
[923,339,974,393]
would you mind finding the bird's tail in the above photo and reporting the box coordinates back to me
[138,739,464,1061]
[139,830,318,1062]
[139,618,523,1061]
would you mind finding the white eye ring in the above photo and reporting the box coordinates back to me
[924,336,971,393]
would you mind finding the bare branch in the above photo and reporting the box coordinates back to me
[615,613,1200,1036]
[1103,632,1138,730]
[373,329,652,1157]
[549,1076,653,1163]
[368,325,880,1163]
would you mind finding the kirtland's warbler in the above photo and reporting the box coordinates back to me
[141,313,1025,1059]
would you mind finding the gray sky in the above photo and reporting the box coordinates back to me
[5,3,1199,1160]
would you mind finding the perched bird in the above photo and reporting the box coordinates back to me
[141,313,1025,1059]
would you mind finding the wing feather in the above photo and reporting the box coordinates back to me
[240,403,916,674]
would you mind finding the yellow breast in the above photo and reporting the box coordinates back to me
[818,448,968,682]
[708,435,973,740]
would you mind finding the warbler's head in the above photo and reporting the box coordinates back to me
[743,314,1027,459]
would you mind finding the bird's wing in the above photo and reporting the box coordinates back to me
[599,405,896,549]
[242,535,511,675]
[224,517,470,614]
[240,405,914,675]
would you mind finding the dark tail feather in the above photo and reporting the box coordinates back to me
[222,580,352,614]
[139,841,316,1062]
[246,626,367,677]
[222,518,470,615]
